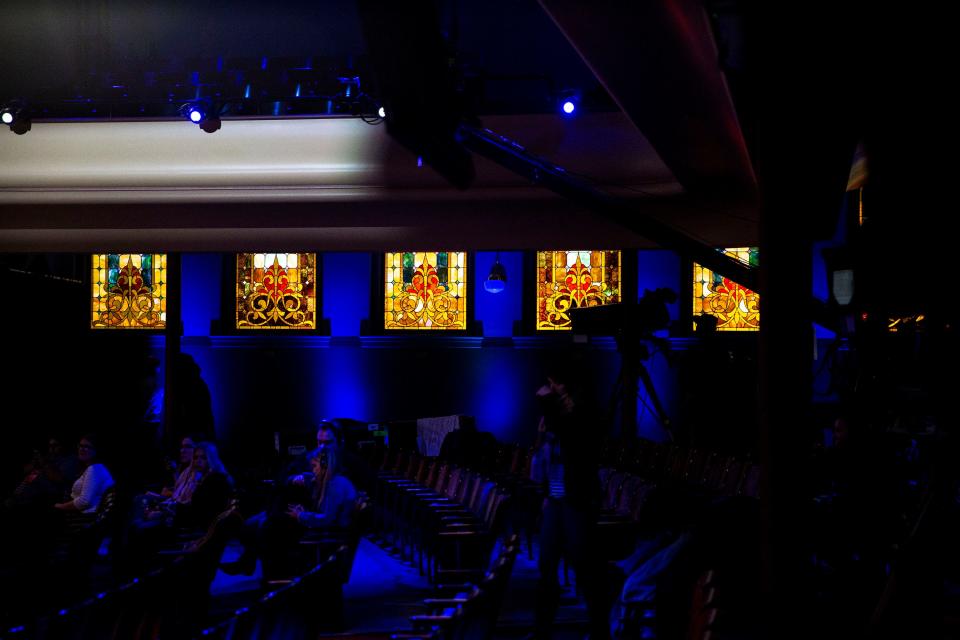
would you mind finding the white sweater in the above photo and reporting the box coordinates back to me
[70,463,114,513]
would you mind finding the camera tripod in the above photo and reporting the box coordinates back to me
[609,334,673,442]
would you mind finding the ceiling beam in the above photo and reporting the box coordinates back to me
[539,0,757,201]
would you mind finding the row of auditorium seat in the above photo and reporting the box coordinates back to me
[363,448,512,583]
[6,500,242,640]
[199,544,351,640]
[392,535,521,640]
[597,439,761,499]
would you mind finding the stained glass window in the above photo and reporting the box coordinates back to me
[236,253,317,329]
[384,251,467,330]
[91,254,167,329]
[536,250,621,330]
[693,247,760,331]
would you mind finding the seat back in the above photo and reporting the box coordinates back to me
[406,453,423,479]
[604,471,626,510]
[457,472,478,505]
[458,536,520,640]
[423,457,441,486]
[444,467,463,499]
[465,476,487,512]
[472,481,496,518]
[433,464,451,493]
[201,548,345,639]
[341,494,372,582]
[685,569,719,640]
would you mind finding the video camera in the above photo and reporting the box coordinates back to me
[569,288,676,344]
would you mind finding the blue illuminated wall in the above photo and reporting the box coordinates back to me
[637,250,681,324]
[172,250,688,462]
[323,253,372,336]
[474,251,523,337]
[182,253,222,336]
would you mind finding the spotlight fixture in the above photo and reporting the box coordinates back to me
[484,252,507,294]
[378,106,386,119]
[1,101,31,134]
[557,90,580,117]
[180,101,221,133]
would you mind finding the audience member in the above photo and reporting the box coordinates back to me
[162,435,201,503]
[438,416,498,474]
[286,445,357,530]
[54,434,114,515]
[165,353,216,446]
[223,444,356,577]
[284,422,340,485]
[131,436,201,530]
[532,364,610,640]
[171,441,233,531]
[6,434,80,509]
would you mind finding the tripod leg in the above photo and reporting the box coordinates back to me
[637,361,673,440]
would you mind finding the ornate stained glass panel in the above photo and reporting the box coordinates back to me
[693,247,760,331]
[91,253,167,329]
[236,253,316,329]
[536,250,621,330]
[384,251,467,330]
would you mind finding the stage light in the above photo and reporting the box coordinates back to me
[180,101,221,133]
[484,253,507,293]
[557,90,580,117]
[378,106,386,118]
[1,101,31,134]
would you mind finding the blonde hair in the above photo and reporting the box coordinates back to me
[309,445,340,508]
[194,442,231,484]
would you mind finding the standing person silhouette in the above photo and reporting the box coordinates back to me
[533,364,609,640]
[164,353,216,448]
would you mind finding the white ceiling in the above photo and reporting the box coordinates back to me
[0,112,758,251]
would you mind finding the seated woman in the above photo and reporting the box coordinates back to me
[54,434,114,517]
[124,443,231,573]
[134,436,200,520]
[171,441,233,531]
[134,441,231,539]
[160,435,200,503]
[286,445,357,530]
[222,445,356,576]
